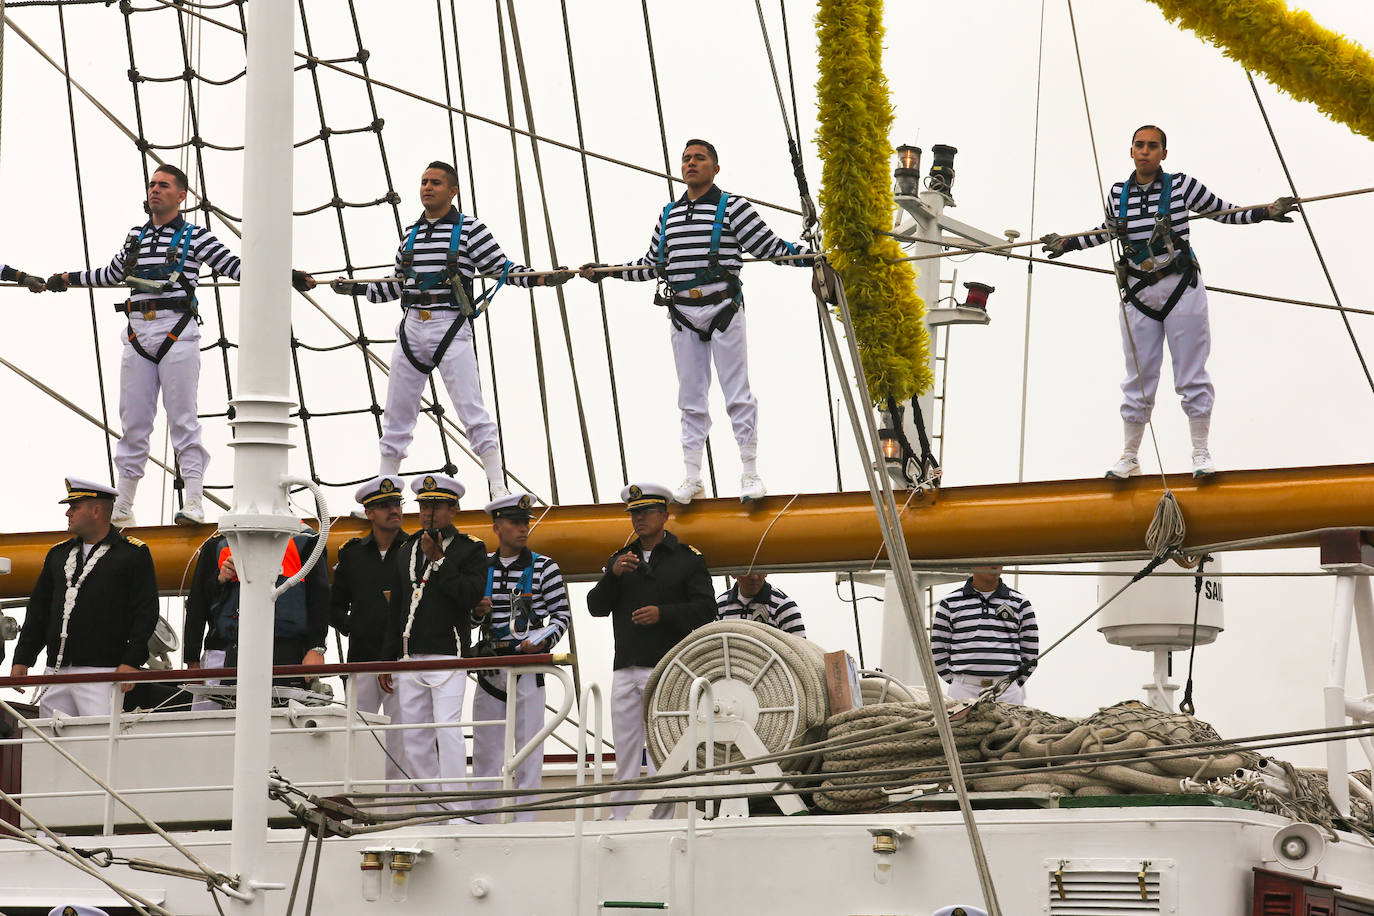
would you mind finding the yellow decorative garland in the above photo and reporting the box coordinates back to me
[1147,0,1374,141]
[816,0,933,403]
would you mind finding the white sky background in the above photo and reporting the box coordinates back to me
[0,0,1371,765]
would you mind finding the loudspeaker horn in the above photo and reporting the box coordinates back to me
[1272,822,1326,870]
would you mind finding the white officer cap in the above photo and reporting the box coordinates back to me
[410,473,464,504]
[48,906,111,916]
[619,482,671,512]
[933,907,987,916]
[355,475,404,507]
[59,476,118,504]
[486,492,538,521]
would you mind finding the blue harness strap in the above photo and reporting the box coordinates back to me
[1115,172,1199,321]
[1118,172,1176,266]
[656,193,736,294]
[402,213,465,291]
[484,553,540,643]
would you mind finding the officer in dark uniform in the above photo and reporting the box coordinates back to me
[8,477,159,717]
[379,474,488,813]
[587,482,715,818]
[331,475,410,786]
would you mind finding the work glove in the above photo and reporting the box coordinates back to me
[1040,232,1068,259]
[291,269,316,293]
[537,267,575,287]
[14,271,45,293]
[330,277,365,296]
[579,262,607,283]
[1266,196,1298,223]
[46,273,70,293]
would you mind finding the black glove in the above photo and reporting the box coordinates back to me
[330,277,364,296]
[291,269,315,293]
[1040,233,1068,259]
[46,273,70,293]
[579,262,607,283]
[539,267,575,287]
[1266,196,1297,223]
[15,272,45,293]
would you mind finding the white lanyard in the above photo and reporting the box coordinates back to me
[54,540,111,668]
[401,534,451,660]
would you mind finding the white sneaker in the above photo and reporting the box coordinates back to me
[112,502,135,528]
[174,499,205,526]
[1192,448,1215,479]
[489,482,511,499]
[740,473,767,503]
[672,477,705,505]
[1105,454,1141,479]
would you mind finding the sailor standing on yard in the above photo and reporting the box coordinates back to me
[332,161,572,498]
[6,478,158,717]
[379,474,487,815]
[580,140,812,504]
[330,475,410,786]
[469,493,571,822]
[1041,125,1296,479]
[588,483,715,818]
[41,164,315,527]
[931,566,1039,705]
[715,572,807,636]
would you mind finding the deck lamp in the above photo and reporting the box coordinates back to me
[360,851,383,902]
[391,850,415,901]
[963,281,995,310]
[929,144,958,196]
[894,145,922,196]
[870,828,901,884]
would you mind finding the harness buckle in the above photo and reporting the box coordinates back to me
[142,308,157,321]
[688,288,702,299]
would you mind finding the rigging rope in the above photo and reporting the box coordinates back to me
[1016,0,1047,489]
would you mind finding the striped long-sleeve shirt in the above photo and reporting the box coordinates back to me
[70,216,241,307]
[613,185,809,302]
[931,579,1039,685]
[1064,171,1266,257]
[715,581,806,636]
[365,208,536,308]
[478,548,571,652]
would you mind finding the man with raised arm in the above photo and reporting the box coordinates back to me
[330,475,411,786]
[8,478,158,717]
[1041,125,1296,480]
[931,566,1038,705]
[41,164,314,527]
[379,474,488,816]
[587,483,715,819]
[469,492,571,823]
[715,572,806,637]
[331,161,572,499]
[581,140,812,505]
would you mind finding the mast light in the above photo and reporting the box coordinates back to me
[929,144,958,198]
[894,144,922,196]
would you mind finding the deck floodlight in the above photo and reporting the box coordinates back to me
[894,145,922,196]
[929,144,958,197]
[963,281,995,310]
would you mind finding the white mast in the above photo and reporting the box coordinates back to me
[224,3,298,915]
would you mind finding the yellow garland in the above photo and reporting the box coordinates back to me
[815,0,933,403]
[1147,0,1374,141]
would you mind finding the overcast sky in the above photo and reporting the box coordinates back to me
[0,0,1371,764]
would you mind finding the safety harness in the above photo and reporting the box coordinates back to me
[117,222,200,364]
[653,193,760,342]
[475,553,545,701]
[396,213,510,374]
[1115,172,1200,322]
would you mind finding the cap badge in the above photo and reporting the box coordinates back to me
[629,485,643,500]
[517,494,532,509]
[380,478,396,494]
[423,475,437,491]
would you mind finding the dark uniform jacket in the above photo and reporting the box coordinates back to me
[182,532,331,667]
[382,525,487,659]
[587,530,715,669]
[330,530,409,663]
[12,528,158,669]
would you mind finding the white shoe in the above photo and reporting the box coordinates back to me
[174,499,205,526]
[1192,448,1215,479]
[1105,454,1141,479]
[489,482,511,499]
[740,473,767,503]
[112,502,135,528]
[672,477,705,505]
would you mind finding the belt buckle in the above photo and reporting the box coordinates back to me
[419,309,432,321]
[688,288,702,299]
[142,308,157,321]
[980,679,993,687]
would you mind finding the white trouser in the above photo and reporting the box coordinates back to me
[351,673,407,790]
[393,654,468,814]
[670,304,756,456]
[945,673,1025,705]
[1118,274,1213,424]
[191,648,227,711]
[380,313,498,467]
[471,672,545,823]
[39,666,118,718]
[609,666,674,820]
[116,315,207,480]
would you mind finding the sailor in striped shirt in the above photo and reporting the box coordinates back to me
[1042,125,1295,480]
[41,165,308,528]
[931,566,1038,705]
[582,139,811,505]
[334,161,571,499]
[715,573,806,637]
[469,492,571,822]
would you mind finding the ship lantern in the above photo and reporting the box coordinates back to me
[963,281,994,311]
[894,144,922,196]
[929,144,958,198]
[869,828,902,884]
[390,850,415,902]
[360,851,383,902]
